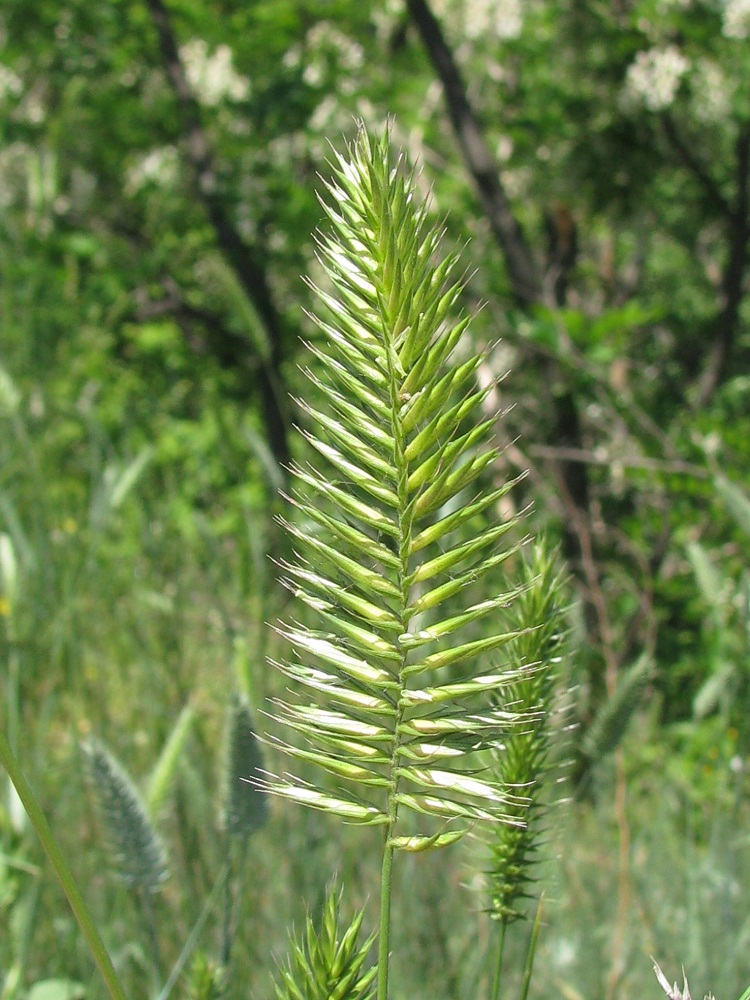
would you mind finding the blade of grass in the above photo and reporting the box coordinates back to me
[518,894,544,1000]
[0,726,129,1000]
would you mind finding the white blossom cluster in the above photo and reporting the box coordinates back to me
[691,58,732,122]
[125,146,179,195]
[282,22,364,91]
[179,39,249,106]
[722,0,750,38]
[0,64,22,102]
[624,45,690,111]
[431,0,524,41]
[466,0,523,40]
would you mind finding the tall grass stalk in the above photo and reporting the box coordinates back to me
[486,544,565,1000]
[262,123,563,998]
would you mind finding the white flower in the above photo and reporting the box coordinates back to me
[309,96,338,131]
[723,0,750,38]
[624,45,690,112]
[302,61,323,87]
[125,146,179,194]
[0,64,22,101]
[306,22,364,71]
[179,39,249,106]
[494,0,523,40]
[691,59,732,122]
[463,0,523,41]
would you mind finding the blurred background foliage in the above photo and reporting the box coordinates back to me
[1,0,750,998]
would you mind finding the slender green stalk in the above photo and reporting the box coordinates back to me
[220,836,249,969]
[376,325,411,1000]
[376,839,395,1000]
[490,921,507,1000]
[156,862,230,1000]
[0,726,129,1000]
[518,895,544,1000]
[264,123,538,1000]
[139,887,164,990]
[221,839,235,968]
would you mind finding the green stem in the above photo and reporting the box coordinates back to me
[220,836,250,970]
[518,895,544,1000]
[0,726,129,1000]
[156,861,230,1000]
[140,887,163,991]
[490,920,507,1000]
[375,182,412,1000]
[221,837,235,968]
[376,837,395,1000]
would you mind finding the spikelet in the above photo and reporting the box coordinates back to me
[223,695,268,838]
[185,953,227,1000]
[486,542,566,923]
[273,886,376,1000]
[83,737,167,891]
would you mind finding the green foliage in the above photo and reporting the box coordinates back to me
[273,887,376,1000]
[716,474,750,538]
[2,0,750,995]
[683,475,750,746]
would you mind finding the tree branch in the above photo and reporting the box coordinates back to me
[529,444,708,479]
[406,0,543,306]
[660,113,731,220]
[144,0,291,472]
[695,125,750,407]
[133,278,270,375]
